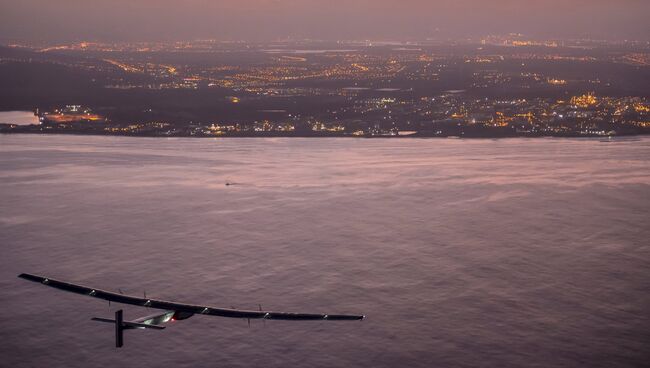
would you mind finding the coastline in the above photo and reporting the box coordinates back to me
[2,129,648,139]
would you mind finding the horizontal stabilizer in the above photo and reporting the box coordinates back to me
[91,317,117,324]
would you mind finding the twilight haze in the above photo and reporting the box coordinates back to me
[2,0,650,366]
[1,0,649,42]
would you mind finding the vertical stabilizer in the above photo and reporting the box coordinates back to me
[115,310,124,348]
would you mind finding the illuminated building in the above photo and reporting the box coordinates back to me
[571,93,598,108]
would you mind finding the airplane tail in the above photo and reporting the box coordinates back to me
[115,309,123,348]
[91,309,165,348]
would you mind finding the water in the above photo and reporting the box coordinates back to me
[1,135,649,367]
[0,111,39,126]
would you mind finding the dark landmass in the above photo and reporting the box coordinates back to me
[1,39,649,138]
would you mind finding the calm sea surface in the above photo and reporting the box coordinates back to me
[1,135,649,367]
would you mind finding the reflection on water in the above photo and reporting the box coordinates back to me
[0,111,40,126]
[1,135,649,367]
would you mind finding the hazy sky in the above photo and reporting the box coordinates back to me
[1,0,649,42]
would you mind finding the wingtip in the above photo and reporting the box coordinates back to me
[18,273,42,282]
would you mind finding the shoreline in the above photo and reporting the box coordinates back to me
[2,130,648,140]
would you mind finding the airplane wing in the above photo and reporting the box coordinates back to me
[18,273,364,321]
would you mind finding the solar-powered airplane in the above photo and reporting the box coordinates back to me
[18,273,364,348]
